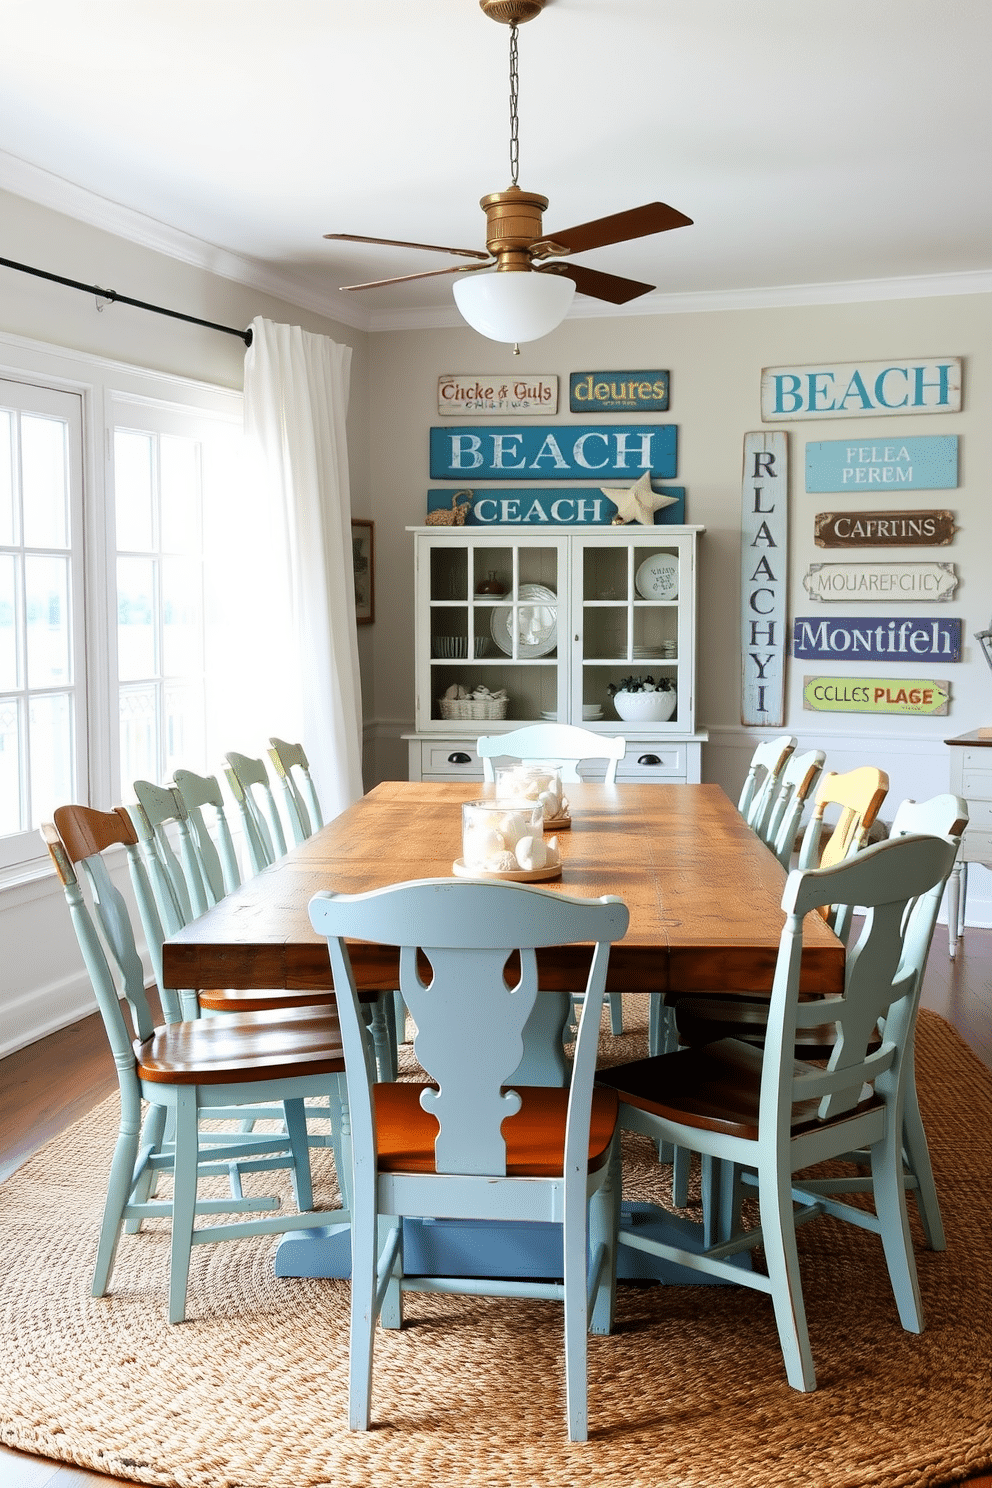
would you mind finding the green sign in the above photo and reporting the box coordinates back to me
[569,370,670,412]
[803,676,949,715]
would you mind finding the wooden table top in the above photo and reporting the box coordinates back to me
[162,781,845,997]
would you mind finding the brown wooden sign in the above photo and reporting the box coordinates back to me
[814,509,958,548]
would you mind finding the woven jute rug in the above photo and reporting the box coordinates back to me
[1,1005,990,1488]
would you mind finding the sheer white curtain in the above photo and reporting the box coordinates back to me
[243,317,364,819]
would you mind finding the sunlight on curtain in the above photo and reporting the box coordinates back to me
[242,319,363,819]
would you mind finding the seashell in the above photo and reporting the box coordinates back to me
[487,850,519,872]
[514,834,547,871]
[546,835,560,865]
[538,788,560,815]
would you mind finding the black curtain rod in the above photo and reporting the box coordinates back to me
[0,254,253,347]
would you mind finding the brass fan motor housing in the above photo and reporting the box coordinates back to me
[480,186,548,270]
[479,0,546,23]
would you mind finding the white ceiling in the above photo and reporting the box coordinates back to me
[2,0,991,331]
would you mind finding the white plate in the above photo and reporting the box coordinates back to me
[542,708,602,720]
[635,553,679,601]
[490,584,558,658]
[453,857,562,882]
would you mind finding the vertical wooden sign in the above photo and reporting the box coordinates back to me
[741,432,788,726]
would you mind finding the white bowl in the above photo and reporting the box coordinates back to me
[612,689,677,723]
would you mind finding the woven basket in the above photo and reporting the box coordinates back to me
[439,697,508,721]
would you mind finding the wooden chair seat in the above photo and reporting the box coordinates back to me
[198,987,337,1013]
[135,1004,345,1085]
[674,995,883,1058]
[373,1081,619,1176]
[599,1038,882,1142]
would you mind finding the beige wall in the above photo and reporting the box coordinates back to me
[367,296,992,839]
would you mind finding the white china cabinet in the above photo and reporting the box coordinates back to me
[404,525,707,783]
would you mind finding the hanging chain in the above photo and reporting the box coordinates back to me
[508,21,520,186]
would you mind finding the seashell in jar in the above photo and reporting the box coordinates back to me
[514,834,547,871]
[545,835,561,866]
[487,850,519,872]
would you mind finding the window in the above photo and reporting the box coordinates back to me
[0,379,86,870]
[0,343,253,878]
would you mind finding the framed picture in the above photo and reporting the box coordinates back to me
[351,519,374,625]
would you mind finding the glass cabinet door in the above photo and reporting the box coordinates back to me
[420,535,566,727]
[572,533,692,730]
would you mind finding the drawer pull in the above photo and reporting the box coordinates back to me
[447,752,472,765]
[638,754,662,766]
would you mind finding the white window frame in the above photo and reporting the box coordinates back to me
[0,329,243,887]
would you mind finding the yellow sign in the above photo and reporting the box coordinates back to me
[803,677,949,715]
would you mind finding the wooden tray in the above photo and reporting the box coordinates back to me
[452,858,562,882]
[543,812,571,830]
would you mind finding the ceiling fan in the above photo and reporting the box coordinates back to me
[323,0,692,347]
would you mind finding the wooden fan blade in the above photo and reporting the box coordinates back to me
[541,262,655,305]
[324,232,490,261]
[341,262,492,291]
[533,202,692,257]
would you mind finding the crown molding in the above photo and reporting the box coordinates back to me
[0,148,370,333]
[4,148,990,339]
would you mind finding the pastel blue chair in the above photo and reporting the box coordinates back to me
[42,806,350,1325]
[762,747,827,868]
[136,775,397,1084]
[737,735,796,841]
[674,793,968,1251]
[598,830,959,1391]
[308,877,629,1442]
[224,750,288,872]
[172,766,243,901]
[268,737,324,844]
[477,723,627,785]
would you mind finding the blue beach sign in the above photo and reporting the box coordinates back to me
[426,487,686,526]
[761,358,961,420]
[429,424,677,481]
[806,436,958,492]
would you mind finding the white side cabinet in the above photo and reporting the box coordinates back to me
[404,525,707,783]
[945,729,992,957]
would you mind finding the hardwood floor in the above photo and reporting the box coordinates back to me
[1,927,990,1488]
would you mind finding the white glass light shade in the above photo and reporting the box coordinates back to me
[453,269,575,343]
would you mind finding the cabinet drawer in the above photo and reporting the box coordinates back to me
[617,745,687,782]
[962,765,992,800]
[963,798,992,831]
[419,741,483,779]
[960,826,992,863]
[961,748,992,774]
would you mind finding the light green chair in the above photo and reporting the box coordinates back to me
[599,830,959,1392]
[42,805,350,1324]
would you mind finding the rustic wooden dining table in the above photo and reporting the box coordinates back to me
[161,780,844,1283]
[162,779,843,999]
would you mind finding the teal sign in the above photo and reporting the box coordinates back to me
[426,487,685,526]
[429,424,677,480]
[569,370,669,412]
[761,357,961,420]
[806,436,958,492]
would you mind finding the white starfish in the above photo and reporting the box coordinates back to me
[602,471,678,525]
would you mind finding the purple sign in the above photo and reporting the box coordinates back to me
[793,616,962,662]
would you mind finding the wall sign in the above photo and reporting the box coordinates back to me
[741,431,788,727]
[426,487,685,526]
[429,424,677,480]
[569,370,670,412]
[805,435,958,491]
[437,375,558,416]
[793,616,962,663]
[814,509,958,547]
[803,561,958,602]
[761,358,961,421]
[803,676,950,716]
